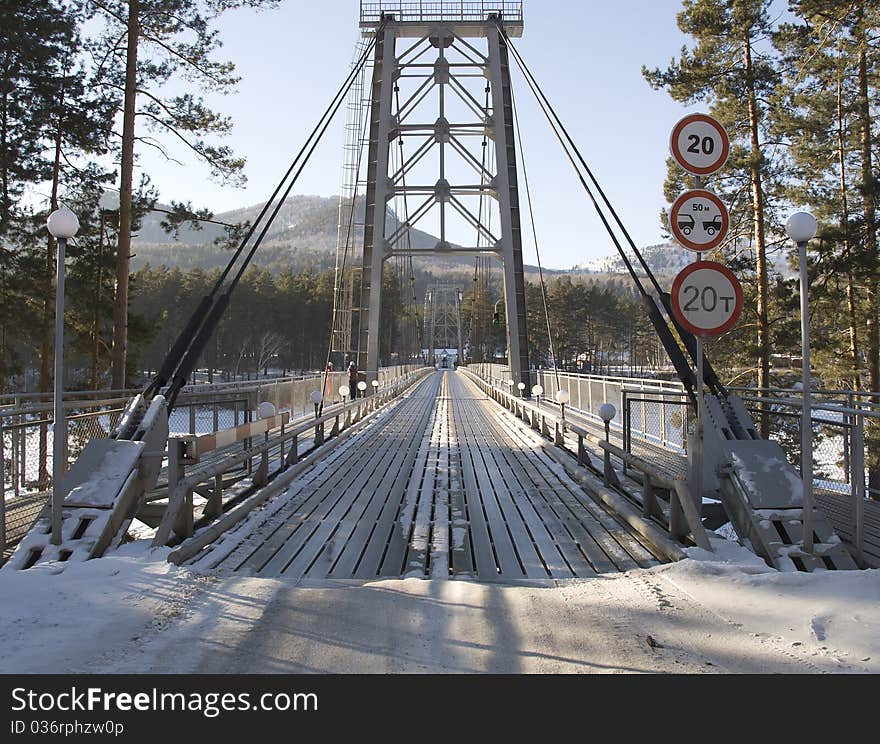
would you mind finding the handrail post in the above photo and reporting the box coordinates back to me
[642,473,656,519]
[205,474,222,519]
[668,485,687,543]
[169,437,193,540]
[254,431,269,487]
[603,444,613,487]
[554,420,564,446]
[286,433,299,466]
[853,412,865,566]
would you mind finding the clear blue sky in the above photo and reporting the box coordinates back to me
[137,0,703,270]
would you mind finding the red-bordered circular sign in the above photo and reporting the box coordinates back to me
[669,189,729,253]
[669,113,730,176]
[671,261,743,338]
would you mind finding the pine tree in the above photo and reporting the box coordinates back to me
[776,0,880,495]
[643,0,781,435]
[88,0,280,387]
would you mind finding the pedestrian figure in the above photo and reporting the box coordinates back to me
[348,361,358,399]
[324,362,334,397]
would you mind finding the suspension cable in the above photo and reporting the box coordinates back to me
[162,25,384,410]
[492,23,714,402]
[319,39,375,414]
[497,25,662,297]
[510,81,560,392]
[143,29,382,406]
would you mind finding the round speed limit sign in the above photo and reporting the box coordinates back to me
[670,113,730,176]
[671,261,743,338]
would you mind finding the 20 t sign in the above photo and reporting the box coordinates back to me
[671,261,743,338]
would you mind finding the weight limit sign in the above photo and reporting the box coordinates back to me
[669,113,730,176]
[671,261,743,338]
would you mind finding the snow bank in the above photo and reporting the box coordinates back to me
[652,536,880,672]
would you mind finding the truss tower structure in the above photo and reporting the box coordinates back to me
[357,1,530,389]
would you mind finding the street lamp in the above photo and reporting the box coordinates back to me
[555,389,570,420]
[357,380,367,400]
[517,381,526,398]
[786,210,818,554]
[532,384,543,407]
[599,402,616,443]
[371,379,379,393]
[46,206,79,546]
[309,390,322,418]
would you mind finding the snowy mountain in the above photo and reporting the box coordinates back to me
[571,241,792,278]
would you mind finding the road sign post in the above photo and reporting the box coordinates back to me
[671,259,743,518]
[668,114,732,515]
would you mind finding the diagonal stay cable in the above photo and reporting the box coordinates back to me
[498,21,722,397]
[162,25,384,410]
[143,28,382,405]
[510,79,560,394]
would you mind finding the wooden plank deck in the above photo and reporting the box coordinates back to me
[214,371,665,581]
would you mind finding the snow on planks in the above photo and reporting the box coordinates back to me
[212,371,663,581]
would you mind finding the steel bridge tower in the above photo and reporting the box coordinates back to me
[424,283,464,366]
[357,1,530,390]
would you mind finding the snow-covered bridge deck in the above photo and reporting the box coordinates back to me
[205,371,664,581]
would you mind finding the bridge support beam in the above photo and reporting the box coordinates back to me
[487,26,530,391]
[360,23,396,390]
[357,15,530,388]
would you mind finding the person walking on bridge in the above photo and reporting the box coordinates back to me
[324,362,334,398]
[348,361,359,399]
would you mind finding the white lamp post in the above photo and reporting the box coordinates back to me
[599,402,616,443]
[357,380,367,402]
[786,211,818,554]
[309,390,322,418]
[555,389,570,420]
[532,384,543,407]
[517,381,526,398]
[46,207,79,546]
[371,379,379,394]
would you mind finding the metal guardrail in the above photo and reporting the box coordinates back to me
[1,364,424,561]
[163,367,433,564]
[460,367,707,555]
[619,387,878,564]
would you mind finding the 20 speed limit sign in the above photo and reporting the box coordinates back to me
[669,113,730,176]
[671,261,743,338]
[669,189,729,252]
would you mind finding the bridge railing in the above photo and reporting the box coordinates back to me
[0,365,423,564]
[621,388,880,566]
[360,1,523,25]
[0,393,250,564]
[161,366,434,565]
[459,367,703,558]
[465,364,880,564]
